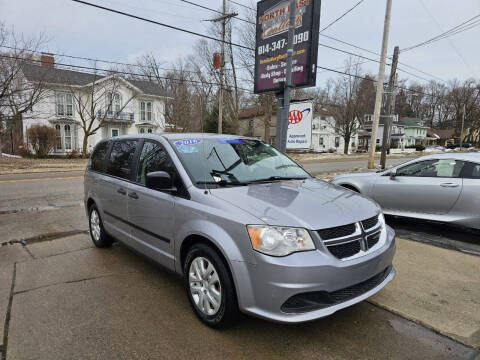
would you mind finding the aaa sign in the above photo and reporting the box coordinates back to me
[286,101,312,149]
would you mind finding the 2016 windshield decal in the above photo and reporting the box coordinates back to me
[174,139,201,146]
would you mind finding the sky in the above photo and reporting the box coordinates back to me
[1,0,480,90]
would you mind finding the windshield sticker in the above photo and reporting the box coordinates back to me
[177,145,198,153]
[216,138,244,145]
[174,139,201,146]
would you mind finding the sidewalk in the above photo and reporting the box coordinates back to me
[0,235,476,359]
[0,205,87,244]
[371,238,480,347]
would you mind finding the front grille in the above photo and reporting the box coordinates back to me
[326,240,361,259]
[362,215,379,230]
[367,232,380,248]
[281,266,392,313]
[317,223,356,240]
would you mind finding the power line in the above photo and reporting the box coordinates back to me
[178,0,253,24]
[413,0,476,76]
[320,0,365,33]
[227,0,255,11]
[0,54,255,93]
[319,34,447,83]
[402,12,480,52]
[70,0,253,51]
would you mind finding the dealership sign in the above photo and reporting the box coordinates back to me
[286,101,312,149]
[254,0,321,94]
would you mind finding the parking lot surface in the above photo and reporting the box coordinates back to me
[1,235,477,360]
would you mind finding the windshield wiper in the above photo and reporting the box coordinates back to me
[196,180,248,187]
[246,176,308,184]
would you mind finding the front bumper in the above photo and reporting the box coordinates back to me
[232,226,396,323]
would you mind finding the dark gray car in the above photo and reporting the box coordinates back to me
[331,153,480,229]
[84,134,396,327]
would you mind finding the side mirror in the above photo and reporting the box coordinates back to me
[389,169,397,180]
[146,171,174,191]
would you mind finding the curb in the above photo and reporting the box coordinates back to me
[0,230,89,247]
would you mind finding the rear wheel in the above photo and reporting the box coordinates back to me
[183,243,238,328]
[88,204,113,248]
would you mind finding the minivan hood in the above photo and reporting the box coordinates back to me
[210,178,379,229]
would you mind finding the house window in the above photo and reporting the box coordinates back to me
[319,137,324,146]
[64,125,71,150]
[140,128,145,134]
[148,128,152,133]
[140,101,152,121]
[321,116,326,120]
[107,92,121,115]
[111,129,119,137]
[56,93,73,117]
[335,137,340,148]
[55,125,62,150]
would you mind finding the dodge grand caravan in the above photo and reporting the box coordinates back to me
[84,133,396,328]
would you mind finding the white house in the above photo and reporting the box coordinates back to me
[312,110,359,154]
[362,114,428,149]
[21,56,169,155]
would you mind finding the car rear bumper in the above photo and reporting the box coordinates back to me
[232,226,396,323]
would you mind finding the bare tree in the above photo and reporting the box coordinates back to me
[68,70,139,155]
[325,58,366,154]
[0,23,48,154]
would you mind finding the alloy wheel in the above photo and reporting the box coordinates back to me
[189,257,222,315]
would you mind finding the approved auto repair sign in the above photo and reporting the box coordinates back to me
[254,0,321,94]
[287,101,312,149]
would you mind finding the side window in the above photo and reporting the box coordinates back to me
[464,162,480,179]
[397,159,465,178]
[106,140,138,179]
[89,141,110,172]
[136,141,183,191]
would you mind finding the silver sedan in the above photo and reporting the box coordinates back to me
[331,153,480,230]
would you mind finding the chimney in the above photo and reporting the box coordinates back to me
[40,53,54,68]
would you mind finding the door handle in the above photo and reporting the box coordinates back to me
[128,192,139,199]
[117,188,127,195]
[440,183,459,188]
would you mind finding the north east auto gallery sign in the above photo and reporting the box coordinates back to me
[254,0,321,94]
[287,101,312,149]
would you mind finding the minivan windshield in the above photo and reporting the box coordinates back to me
[169,137,310,186]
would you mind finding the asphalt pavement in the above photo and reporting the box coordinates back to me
[0,235,477,360]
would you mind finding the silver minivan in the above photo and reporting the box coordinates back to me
[84,133,396,328]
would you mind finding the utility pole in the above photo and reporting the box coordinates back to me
[218,0,226,135]
[367,0,393,169]
[380,45,399,169]
[275,0,296,153]
[460,103,465,150]
[209,0,237,134]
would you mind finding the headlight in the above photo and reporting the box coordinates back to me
[247,225,315,256]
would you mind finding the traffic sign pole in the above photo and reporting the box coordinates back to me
[275,0,296,154]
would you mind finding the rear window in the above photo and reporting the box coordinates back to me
[89,141,111,173]
[106,140,138,180]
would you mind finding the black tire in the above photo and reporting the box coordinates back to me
[183,243,238,328]
[88,204,113,248]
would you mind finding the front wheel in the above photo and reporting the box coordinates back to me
[183,244,238,328]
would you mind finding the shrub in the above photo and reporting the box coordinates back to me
[65,149,80,159]
[415,145,425,151]
[17,143,32,157]
[26,125,56,157]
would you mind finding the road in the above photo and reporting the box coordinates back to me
[302,155,417,174]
